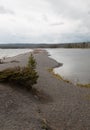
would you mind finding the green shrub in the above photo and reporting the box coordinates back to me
[0,54,38,89]
[28,53,36,69]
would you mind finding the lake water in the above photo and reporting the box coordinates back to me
[47,48,90,84]
[0,49,32,59]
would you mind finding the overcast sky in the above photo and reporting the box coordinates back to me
[0,0,90,43]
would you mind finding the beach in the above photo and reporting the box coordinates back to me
[0,50,90,130]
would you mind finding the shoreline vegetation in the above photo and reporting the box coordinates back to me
[47,50,90,88]
[48,68,71,83]
[77,83,90,88]
[48,67,90,88]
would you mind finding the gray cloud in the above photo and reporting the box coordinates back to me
[47,0,89,18]
[0,6,14,15]
[0,0,90,43]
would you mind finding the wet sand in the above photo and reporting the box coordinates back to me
[0,50,90,130]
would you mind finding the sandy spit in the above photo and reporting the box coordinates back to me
[0,50,90,130]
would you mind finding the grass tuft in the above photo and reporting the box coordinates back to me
[77,83,90,88]
[48,68,71,83]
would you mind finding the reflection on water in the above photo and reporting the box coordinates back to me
[47,48,90,84]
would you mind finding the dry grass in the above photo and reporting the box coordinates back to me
[41,118,56,130]
[77,83,90,88]
[48,68,71,84]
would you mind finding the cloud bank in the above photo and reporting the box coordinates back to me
[0,0,90,43]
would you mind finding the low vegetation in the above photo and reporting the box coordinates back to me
[0,54,38,90]
[41,118,55,130]
[48,68,63,80]
[48,68,71,83]
[77,83,90,88]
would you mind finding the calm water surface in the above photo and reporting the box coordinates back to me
[47,49,90,84]
[0,49,32,59]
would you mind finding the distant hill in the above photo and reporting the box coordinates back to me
[0,42,90,48]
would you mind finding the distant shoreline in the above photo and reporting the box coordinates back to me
[0,42,90,48]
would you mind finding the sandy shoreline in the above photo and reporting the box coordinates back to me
[0,50,90,130]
